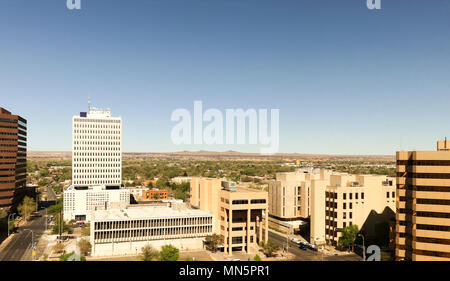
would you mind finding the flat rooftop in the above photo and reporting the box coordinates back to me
[92,205,213,221]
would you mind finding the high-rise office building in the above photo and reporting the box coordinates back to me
[0,107,27,210]
[395,140,450,261]
[72,105,122,186]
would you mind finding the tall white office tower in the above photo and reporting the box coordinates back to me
[72,104,122,186]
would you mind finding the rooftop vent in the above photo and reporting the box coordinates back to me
[221,181,236,192]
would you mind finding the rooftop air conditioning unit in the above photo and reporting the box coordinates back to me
[221,181,236,192]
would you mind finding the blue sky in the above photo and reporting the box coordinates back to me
[1,0,450,155]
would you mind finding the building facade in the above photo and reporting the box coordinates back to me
[63,185,130,221]
[322,174,396,246]
[0,107,27,211]
[90,204,213,256]
[268,169,333,221]
[142,189,168,201]
[190,177,268,255]
[395,140,450,261]
[72,106,122,186]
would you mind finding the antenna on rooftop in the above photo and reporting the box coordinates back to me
[88,97,91,111]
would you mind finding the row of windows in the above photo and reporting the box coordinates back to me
[74,124,120,129]
[73,164,120,168]
[74,118,120,123]
[95,217,212,230]
[73,152,120,156]
[74,130,120,135]
[397,172,450,179]
[94,226,212,241]
[73,158,121,162]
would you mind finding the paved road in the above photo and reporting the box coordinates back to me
[268,231,322,261]
[268,231,362,261]
[0,209,47,261]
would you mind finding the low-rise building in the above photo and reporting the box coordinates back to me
[142,189,168,201]
[63,185,130,222]
[317,174,396,246]
[90,204,213,257]
[190,177,268,255]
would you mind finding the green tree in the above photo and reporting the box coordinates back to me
[81,223,90,236]
[17,196,36,221]
[52,215,73,235]
[338,225,359,251]
[59,251,86,261]
[262,240,279,257]
[204,234,224,253]
[77,238,92,256]
[159,244,179,261]
[253,254,262,261]
[140,245,160,261]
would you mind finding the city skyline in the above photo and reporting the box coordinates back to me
[2,1,450,154]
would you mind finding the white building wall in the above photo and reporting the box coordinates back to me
[72,107,122,186]
[63,186,130,221]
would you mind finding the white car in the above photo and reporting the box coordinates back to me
[291,238,301,244]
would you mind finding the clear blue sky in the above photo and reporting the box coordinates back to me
[1,0,450,155]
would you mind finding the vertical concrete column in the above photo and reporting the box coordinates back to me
[246,209,251,253]
[228,209,233,256]
[264,209,268,244]
[258,216,262,243]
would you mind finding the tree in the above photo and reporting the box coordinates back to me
[81,224,90,236]
[52,215,73,235]
[59,251,86,261]
[204,234,224,252]
[140,245,160,261]
[338,225,359,251]
[53,242,66,254]
[262,241,279,257]
[17,196,36,221]
[159,244,179,261]
[253,254,262,261]
[77,238,91,256]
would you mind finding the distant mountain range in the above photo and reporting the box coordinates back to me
[27,151,395,161]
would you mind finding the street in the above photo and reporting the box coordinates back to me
[268,231,362,261]
[0,209,47,261]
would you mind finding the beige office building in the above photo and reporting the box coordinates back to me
[190,177,268,255]
[318,174,396,246]
[395,140,450,261]
[269,169,332,220]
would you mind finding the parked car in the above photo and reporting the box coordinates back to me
[308,244,318,251]
[291,238,300,244]
[299,244,308,251]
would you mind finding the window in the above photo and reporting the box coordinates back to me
[251,199,266,204]
[392,191,395,197]
[355,193,358,199]
[349,193,352,200]
[350,203,352,209]
[387,192,390,198]
[343,203,346,209]
[343,212,346,219]
[343,193,346,200]
[361,192,364,199]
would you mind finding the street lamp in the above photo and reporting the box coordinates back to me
[23,229,35,261]
[358,233,366,261]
